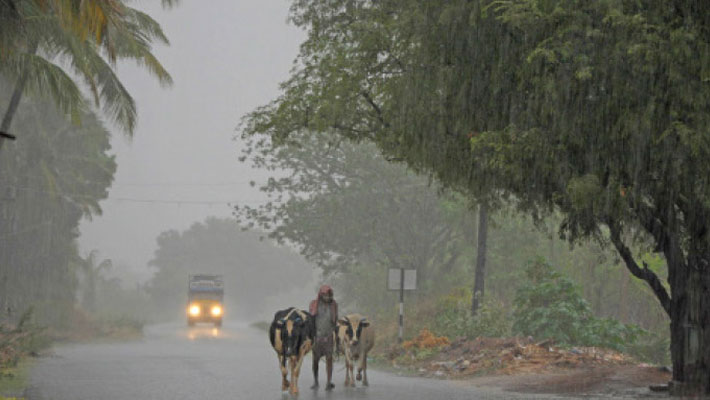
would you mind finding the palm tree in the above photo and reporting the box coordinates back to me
[80,250,112,313]
[0,0,174,150]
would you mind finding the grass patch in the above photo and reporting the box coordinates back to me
[0,358,32,398]
[50,310,144,343]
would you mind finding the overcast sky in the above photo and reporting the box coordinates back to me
[79,0,304,282]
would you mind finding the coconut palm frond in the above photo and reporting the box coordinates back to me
[125,7,169,45]
[108,20,172,87]
[3,51,85,123]
[84,49,137,135]
[41,19,102,105]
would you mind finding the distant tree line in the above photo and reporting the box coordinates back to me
[145,218,313,319]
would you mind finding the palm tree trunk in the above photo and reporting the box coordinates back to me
[1,42,37,151]
[0,72,30,151]
[471,203,488,316]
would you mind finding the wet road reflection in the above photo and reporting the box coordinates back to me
[28,322,555,400]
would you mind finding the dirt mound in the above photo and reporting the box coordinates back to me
[431,336,634,377]
[381,332,671,396]
[388,334,638,378]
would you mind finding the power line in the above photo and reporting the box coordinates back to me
[1,179,259,188]
[112,180,257,187]
[2,186,268,206]
[105,197,260,206]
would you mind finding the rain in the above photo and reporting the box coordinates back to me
[1,0,708,399]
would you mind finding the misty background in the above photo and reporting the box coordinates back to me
[78,0,313,307]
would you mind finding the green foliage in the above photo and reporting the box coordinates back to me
[0,77,116,328]
[409,347,439,362]
[435,288,510,339]
[242,0,708,380]
[0,308,50,369]
[627,330,671,366]
[237,131,478,286]
[513,258,643,353]
[0,0,173,135]
[244,0,710,326]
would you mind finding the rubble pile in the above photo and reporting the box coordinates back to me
[391,333,636,378]
[429,336,634,377]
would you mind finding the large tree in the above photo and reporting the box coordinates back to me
[236,132,476,282]
[242,0,710,394]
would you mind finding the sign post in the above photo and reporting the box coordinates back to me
[388,268,417,343]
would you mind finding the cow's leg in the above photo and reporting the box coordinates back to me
[356,354,363,382]
[311,350,320,389]
[278,356,289,391]
[289,356,299,395]
[343,357,351,387]
[293,351,308,396]
[349,360,356,387]
[361,355,369,386]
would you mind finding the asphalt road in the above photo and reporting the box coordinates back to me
[27,322,558,400]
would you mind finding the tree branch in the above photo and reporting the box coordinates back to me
[608,223,671,316]
[360,91,390,128]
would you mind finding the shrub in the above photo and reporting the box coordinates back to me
[434,288,510,339]
[402,329,449,350]
[513,258,643,353]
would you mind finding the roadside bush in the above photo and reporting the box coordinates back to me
[627,330,671,365]
[1,308,49,369]
[513,258,643,353]
[403,329,450,350]
[434,288,510,339]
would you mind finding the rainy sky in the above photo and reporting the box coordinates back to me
[78,0,304,282]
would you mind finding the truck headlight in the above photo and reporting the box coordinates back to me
[189,305,200,316]
[211,305,222,316]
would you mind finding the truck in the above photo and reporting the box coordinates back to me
[187,274,224,327]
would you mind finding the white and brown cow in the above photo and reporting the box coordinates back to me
[337,313,374,387]
[269,307,314,395]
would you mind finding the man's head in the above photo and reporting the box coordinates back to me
[318,285,333,303]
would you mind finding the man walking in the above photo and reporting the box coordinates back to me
[309,285,338,390]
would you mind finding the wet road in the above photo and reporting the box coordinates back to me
[28,322,555,400]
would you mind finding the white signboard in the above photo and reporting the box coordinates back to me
[387,268,417,291]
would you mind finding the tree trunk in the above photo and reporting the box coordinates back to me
[0,42,37,151]
[471,203,488,316]
[0,72,29,150]
[668,254,710,396]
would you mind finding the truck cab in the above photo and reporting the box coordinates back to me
[187,274,224,327]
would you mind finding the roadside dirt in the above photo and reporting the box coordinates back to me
[381,332,672,398]
[465,365,671,398]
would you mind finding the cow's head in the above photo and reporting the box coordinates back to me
[338,316,369,347]
[275,315,307,357]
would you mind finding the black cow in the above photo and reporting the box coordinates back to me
[269,307,314,395]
